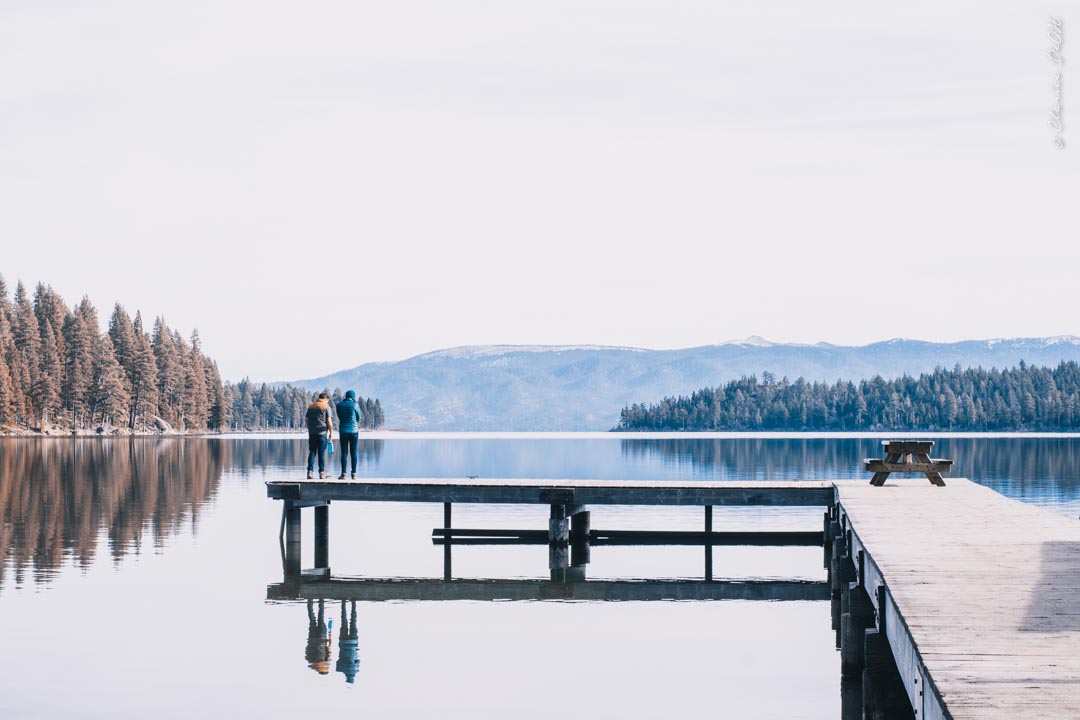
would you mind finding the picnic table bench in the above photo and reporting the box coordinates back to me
[865,440,951,486]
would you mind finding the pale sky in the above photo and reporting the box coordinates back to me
[1,0,1077,381]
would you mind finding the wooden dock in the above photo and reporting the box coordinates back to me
[834,478,1080,720]
[267,475,1080,719]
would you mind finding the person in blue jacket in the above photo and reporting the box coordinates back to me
[335,390,363,479]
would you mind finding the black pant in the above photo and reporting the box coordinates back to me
[339,432,359,473]
[307,433,328,473]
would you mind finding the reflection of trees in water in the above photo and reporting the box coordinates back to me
[222,438,383,477]
[0,438,228,591]
[620,437,1080,502]
[620,438,883,480]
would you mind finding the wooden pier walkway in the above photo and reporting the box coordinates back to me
[835,478,1080,720]
[267,476,1080,719]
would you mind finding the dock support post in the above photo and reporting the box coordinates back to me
[284,501,302,578]
[570,509,590,544]
[549,504,570,546]
[840,675,862,720]
[549,544,569,582]
[831,535,853,594]
[823,510,834,568]
[570,508,590,570]
[831,532,855,642]
[549,504,570,582]
[443,502,452,581]
[705,505,714,582]
[862,628,911,720]
[314,503,329,570]
[841,582,876,675]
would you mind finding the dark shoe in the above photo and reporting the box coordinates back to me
[338,473,346,480]
[319,472,327,479]
[306,471,313,480]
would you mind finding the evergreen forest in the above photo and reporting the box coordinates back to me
[0,277,384,432]
[615,362,1080,431]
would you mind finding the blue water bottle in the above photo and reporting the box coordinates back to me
[328,439,334,455]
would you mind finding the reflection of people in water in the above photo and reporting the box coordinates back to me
[305,599,332,674]
[336,600,360,684]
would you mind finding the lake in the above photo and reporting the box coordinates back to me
[1,434,1077,719]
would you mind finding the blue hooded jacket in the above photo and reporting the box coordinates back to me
[336,391,362,434]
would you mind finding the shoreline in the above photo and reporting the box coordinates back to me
[0,427,397,438]
[4,429,1080,440]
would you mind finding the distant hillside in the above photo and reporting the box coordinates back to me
[291,337,1080,431]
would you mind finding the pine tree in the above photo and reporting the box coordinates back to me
[151,318,183,426]
[61,312,94,428]
[75,297,102,418]
[0,346,14,426]
[89,335,129,427]
[180,329,208,430]
[33,284,69,374]
[0,276,17,426]
[12,282,41,424]
[35,318,63,427]
[204,360,228,430]
[127,312,159,429]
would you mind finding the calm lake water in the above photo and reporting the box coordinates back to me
[1,434,1077,719]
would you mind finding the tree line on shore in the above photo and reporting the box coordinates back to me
[615,361,1080,431]
[227,379,384,431]
[0,277,384,432]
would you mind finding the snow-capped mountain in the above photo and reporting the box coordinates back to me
[291,337,1080,431]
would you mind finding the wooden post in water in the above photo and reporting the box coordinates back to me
[285,501,302,577]
[861,583,912,719]
[841,582,876,675]
[862,628,911,719]
[314,504,329,570]
[840,675,863,720]
[570,509,590,543]
[549,504,570,546]
[443,502,452,581]
[549,544,569,582]
[705,505,714,582]
[823,509,833,568]
[831,534,852,594]
[549,503,570,582]
[570,507,591,571]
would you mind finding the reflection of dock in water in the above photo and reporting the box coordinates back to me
[268,577,831,603]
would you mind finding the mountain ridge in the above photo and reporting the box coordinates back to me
[289,337,1080,431]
